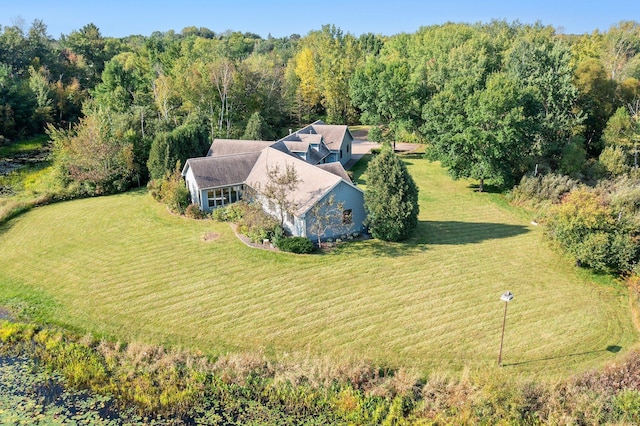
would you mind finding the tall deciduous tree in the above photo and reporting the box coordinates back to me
[601,21,640,81]
[426,72,537,190]
[28,65,53,130]
[60,23,109,86]
[350,59,415,126]
[294,25,362,124]
[364,148,419,241]
[293,47,322,114]
[574,58,616,155]
[599,106,640,175]
[506,30,582,167]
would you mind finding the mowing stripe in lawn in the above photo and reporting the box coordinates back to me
[0,157,637,378]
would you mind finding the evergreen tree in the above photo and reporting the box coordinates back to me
[364,148,419,241]
[242,111,266,140]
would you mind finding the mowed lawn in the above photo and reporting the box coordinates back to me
[0,155,637,377]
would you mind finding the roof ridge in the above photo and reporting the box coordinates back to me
[190,151,262,161]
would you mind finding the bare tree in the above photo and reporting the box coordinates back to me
[260,162,301,227]
[308,194,348,246]
[210,58,234,136]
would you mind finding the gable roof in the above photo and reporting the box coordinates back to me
[183,152,261,190]
[310,121,352,151]
[299,133,331,159]
[283,139,330,165]
[317,162,353,183]
[246,147,359,217]
[282,140,310,153]
[207,139,274,157]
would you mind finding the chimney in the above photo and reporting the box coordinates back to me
[289,129,292,134]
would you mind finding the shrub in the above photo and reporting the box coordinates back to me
[149,161,190,215]
[545,187,639,273]
[0,321,36,343]
[236,203,281,243]
[185,203,206,219]
[276,236,315,254]
[147,178,161,201]
[612,390,640,424]
[599,145,630,176]
[224,202,248,223]
[210,206,229,222]
[508,173,578,208]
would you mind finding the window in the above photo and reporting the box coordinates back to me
[229,186,241,203]
[347,145,350,153]
[207,188,228,208]
[340,149,343,159]
[342,209,353,225]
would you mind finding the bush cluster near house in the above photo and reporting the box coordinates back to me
[276,236,315,253]
[147,161,189,215]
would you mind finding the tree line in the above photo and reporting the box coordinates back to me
[2,20,638,190]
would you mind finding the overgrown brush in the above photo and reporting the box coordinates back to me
[3,318,640,424]
[147,161,189,215]
[508,173,579,212]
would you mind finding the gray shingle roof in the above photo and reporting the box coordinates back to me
[269,140,296,156]
[282,136,330,165]
[184,152,261,189]
[278,120,352,152]
[283,140,310,153]
[316,162,352,183]
[297,133,323,144]
[311,123,351,150]
[207,139,274,157]
[246,147,348,216]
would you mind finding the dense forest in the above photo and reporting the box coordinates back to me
[1,19,640,273]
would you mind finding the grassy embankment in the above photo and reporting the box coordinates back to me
[0,135,60,223]
[0,152,637,378]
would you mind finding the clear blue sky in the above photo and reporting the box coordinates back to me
[2,0,638,38]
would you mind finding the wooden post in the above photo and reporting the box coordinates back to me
[498,301,508,366]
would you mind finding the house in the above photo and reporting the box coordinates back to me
[246,147,365,241]
[181,123,364,241]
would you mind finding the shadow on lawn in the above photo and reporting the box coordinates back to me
[417,220,530,246]
[340,220,530,257]
[503,345,623,367]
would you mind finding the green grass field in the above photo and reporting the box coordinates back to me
[0,155,637,377]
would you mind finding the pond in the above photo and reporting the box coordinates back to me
[0,355,141,425]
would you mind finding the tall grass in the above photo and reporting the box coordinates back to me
[0,157,637,379]
[2,319,640,424]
